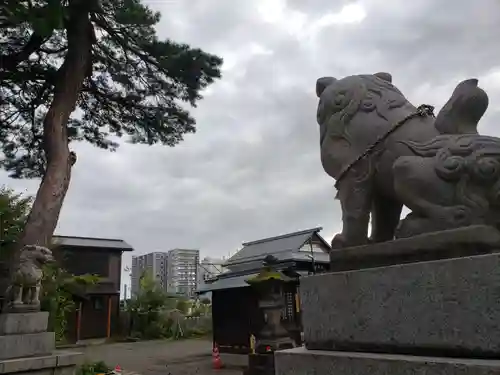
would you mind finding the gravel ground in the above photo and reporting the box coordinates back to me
[78,339,242,375]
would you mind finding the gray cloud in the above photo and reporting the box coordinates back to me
[2,0,500,286]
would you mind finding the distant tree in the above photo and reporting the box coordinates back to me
[127,270,174,338]
[200,297,211,305]
[0,187,32,258]
[0,0,223,250]
[175,297,189,314]
[41,262,100,342]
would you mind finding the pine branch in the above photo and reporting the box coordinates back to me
[0,32,48,72]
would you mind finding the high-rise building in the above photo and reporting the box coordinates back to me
[166,248,200,297]
[131,252,168,296]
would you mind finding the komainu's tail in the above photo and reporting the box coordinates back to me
[435,79,488,135]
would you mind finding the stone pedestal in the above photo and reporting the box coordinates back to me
[244,354,274,375]
[274,227,500,374]
[303,252,500,356]
[276,348,500,375]
[0,312,82,375]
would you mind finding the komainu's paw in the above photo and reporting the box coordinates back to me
[331,233,347,249]
[331,233,370,249]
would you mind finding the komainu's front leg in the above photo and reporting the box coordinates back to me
[332,173,373,249]
[11,285,23,305]
[31,282,41,307]
[371,193,403,243]
[23,285,31,304]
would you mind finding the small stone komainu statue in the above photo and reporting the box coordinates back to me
[5,245,54,312]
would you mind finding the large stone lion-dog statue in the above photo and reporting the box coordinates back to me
[316,72,500,248]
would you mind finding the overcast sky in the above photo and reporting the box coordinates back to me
[2,0,500,288]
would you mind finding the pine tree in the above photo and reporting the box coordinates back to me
[0,0,223,247]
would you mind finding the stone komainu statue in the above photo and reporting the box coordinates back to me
[6,245,53,311]
[316,72,499,248]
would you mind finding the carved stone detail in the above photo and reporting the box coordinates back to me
[316,73,493,247]
[5,245,53,312]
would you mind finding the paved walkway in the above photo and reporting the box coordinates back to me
[77,339,240,375]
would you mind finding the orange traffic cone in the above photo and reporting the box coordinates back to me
[212,343,223,370]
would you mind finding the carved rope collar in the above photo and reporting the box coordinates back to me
[334,104,435,190]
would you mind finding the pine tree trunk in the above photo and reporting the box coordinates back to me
[18,1,94,249]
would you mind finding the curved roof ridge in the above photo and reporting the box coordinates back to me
[242,227,323,246]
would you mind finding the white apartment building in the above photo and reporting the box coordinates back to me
[131,251,168,296]
[166,248,200,297]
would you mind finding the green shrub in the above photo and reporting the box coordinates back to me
[77,361,110,375]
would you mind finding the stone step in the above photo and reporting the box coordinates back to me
[0,332,55,360]
[275,347,500,375]
[0,350,82,375]
[301,252,500,356]
[0,312,49,335]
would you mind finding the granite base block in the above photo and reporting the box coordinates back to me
[0,332,55,360]
[244,353,274,375]
[0,351,82,375]
[274,347,500,375]
[302,252,500,356]
[0,312,49,335]
[329,225,500,271]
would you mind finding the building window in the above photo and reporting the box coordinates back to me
[92,296,104,310]
[63,249,109,277]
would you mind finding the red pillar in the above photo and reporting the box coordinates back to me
[106,296,112,339]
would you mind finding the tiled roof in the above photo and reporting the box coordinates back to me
[224,227,329,267]
[52,235,133,251]
[197,273,258,294]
